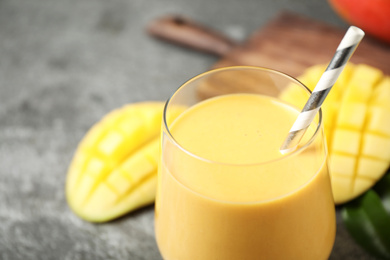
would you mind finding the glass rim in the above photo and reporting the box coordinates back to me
[163,65,324,167]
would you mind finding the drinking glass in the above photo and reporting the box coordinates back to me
[155,66,336,260]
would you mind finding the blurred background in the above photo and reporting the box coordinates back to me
[0,0,383,259]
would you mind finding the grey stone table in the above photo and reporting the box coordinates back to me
[0,0,377,259]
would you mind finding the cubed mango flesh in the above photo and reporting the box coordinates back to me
[66,102,183,222]
[284,64,390,204]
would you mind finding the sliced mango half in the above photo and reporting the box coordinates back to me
[282,64,390,204]
[66,102,182,222]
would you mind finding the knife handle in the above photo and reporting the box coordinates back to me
[147,15,238,57]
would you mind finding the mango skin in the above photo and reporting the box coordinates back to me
[66,102,175,222]
[284,64,390,204]
[328,0,390,44]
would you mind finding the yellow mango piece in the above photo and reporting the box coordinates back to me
[329,153,356,177]
[330,175,353,204]
[120,140,158,183]
[286,63,390,204]
[331,129,361,155]
[346,64,382,90]
[76,174,95,205]
[367,106,390,136]
[106,169,133,195]
[66,102,184,222]
[352,178,374,198]
[85,183,119,213]
[323,103,339,143]
[372,77,390,109]
[357,157,389,179]
[336,102,367,130]
[342,81,372,104]
[362,134,390,161]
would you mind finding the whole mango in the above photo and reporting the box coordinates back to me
[328,0,390,44]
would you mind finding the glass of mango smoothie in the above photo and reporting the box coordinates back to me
[155,66,336,260]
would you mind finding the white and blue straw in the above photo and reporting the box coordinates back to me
[280,26,365,154]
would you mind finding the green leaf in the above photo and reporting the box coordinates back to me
[342,189,390,259]
[374,173,390,216]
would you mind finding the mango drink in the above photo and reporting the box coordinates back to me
[155,67,336,260]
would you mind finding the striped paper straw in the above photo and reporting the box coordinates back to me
[280,26,365,154]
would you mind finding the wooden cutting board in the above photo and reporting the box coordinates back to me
[148,11,390,98]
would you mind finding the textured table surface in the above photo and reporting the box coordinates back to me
[0,0,378,259]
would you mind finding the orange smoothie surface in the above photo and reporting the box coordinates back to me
[167,93,320,202]
[172,93,297,164]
